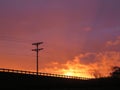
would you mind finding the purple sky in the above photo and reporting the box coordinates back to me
[0,0,120,75]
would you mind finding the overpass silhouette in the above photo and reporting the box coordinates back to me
[0,68,91,80]
[0,68,120,89]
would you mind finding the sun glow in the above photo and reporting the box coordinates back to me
[64,71,74,76]
[61,68,94,78]
[40,52,120,78]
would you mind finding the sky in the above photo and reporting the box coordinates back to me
[0,0,120,78]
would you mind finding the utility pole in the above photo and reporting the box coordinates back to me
[32,42,43,75]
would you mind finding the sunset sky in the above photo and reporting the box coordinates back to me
[0,0,120,78]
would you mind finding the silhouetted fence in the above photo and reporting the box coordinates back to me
[0,68,92,80]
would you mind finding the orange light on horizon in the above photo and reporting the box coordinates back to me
[1,51,120,79]
[61,69,94,78]
[40,51,120,78]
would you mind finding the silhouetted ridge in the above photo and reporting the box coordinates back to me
[0,68,120,89]
[0,68,90,80]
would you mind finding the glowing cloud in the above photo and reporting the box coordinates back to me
[40,51,120,78]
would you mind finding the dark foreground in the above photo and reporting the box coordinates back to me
[0,72,120,90]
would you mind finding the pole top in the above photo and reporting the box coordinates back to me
[32,42,43,45]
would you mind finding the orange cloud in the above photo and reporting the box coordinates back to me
[106,36,120,47]
[40,51,120,78]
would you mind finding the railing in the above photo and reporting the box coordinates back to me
[0,68,91,80]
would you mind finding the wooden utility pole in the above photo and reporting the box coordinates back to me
[32,42,43,75]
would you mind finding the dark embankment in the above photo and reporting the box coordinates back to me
[0,71,120,89]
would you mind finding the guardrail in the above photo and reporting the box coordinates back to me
[0,68,91,80]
